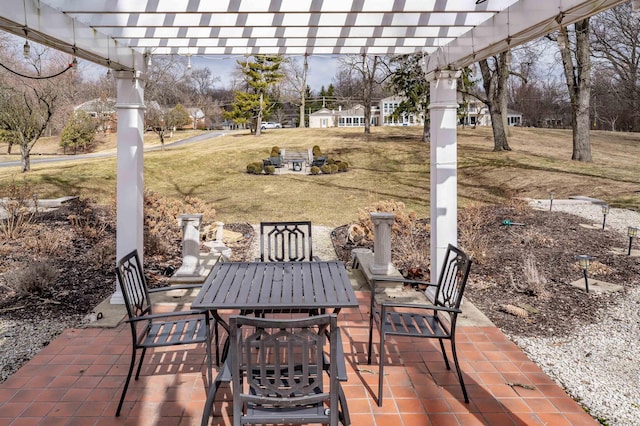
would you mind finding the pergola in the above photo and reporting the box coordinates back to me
[0,0,626,304]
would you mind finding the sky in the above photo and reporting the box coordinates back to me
[191,55,339,92]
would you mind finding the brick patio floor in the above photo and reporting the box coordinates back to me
[0,292,596,425]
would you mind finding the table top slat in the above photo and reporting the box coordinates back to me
[192,261,357,311]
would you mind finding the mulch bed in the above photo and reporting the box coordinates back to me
[2,200,639,341]
[331,205,640,338]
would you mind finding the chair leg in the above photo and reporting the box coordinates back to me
[205,340,213,392]
[214,321,220,367]
[134,347,147,380]
[116,347,137,416]
[438,338,451,370]
[200,375,224,426]
[377,330,385,407]
[450,336,469,403]
[367,313,374,365]
[337,383,351,425]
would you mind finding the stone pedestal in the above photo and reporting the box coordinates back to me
[215,221,225,242]
[369,212,395,275]
[174,214,203,277]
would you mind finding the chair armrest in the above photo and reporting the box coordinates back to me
[380,302,461,314]
[372,276,436,288]
[127,310,208,323]
[148,284,202,293]
[333,328,348,381]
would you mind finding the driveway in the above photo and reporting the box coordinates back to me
[0,131,226,168]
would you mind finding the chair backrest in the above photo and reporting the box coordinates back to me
[433,244,472,312]
[115,249,153,320]
[259,221,314,261]
[229,314,338,422]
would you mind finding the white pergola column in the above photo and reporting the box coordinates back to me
[110,71,146,304]
[428,69,461,284]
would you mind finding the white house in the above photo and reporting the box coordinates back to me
[458,97,522,127]
[309,97,424,128]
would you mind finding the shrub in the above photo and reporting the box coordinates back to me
[66,198,112,241]
[264,165,276,175]
[8,261,58,297]
[86,238,116,271]
[270,146,281,157]
[312,145,322,156]
[310,166,321,175]
[144,190,216,257]
[327,158,335,165]
[337,162,348,172]
[0,176,36,239]
[320,164,332,174]
[458,202,493,263]
[330,164,339,174]
[353,200,417,244]
[247,162,264,174]
[23,224,72,257]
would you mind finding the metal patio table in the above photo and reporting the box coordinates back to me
[192,260,358,355]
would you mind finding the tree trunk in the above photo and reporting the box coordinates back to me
[299,102,305,128]
[479,56,511,151]
[20,144,30,172]
[559,19,592,162]
[160,133,165,150]
[256,92,263,136]
[489,108,509,151]
[7,142,12,154]
[422,116,429,142]
[572,93,591,161]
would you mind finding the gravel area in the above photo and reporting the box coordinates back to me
[515,200,640,425]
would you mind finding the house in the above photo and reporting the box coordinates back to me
[380,96,423,126]
[309,97,425,128]
[309,104,377,128]
[74,98,117,132]
[458,97,522,127]
[186,107,206,129]
[309,107,334,128]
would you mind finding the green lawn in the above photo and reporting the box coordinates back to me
[1,126,639,226]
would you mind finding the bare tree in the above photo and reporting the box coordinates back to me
[0,80,59,171]
[338,55,388,134]
[146,104,192,149]
[280,55,309,127]
[477,53,511,151]
[556,19,592,162]
[591,2,640,132]
[0,45,74,171]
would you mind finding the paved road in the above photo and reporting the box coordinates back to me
[0,131,225,168]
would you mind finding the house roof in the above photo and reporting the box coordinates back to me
[0,1,625,75]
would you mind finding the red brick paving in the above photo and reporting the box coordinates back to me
[0,292,597,425]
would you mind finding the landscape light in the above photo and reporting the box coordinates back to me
[628,226,638,255]
[549,192,555,211]
[601,205,610,230]
[577,255,592,293]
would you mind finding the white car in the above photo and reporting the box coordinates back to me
[261,122,282,129]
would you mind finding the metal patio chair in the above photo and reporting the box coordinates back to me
[259,221,320,262]
[201,314,347,426]
[114,249,216,417]
[367,244,473,406]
